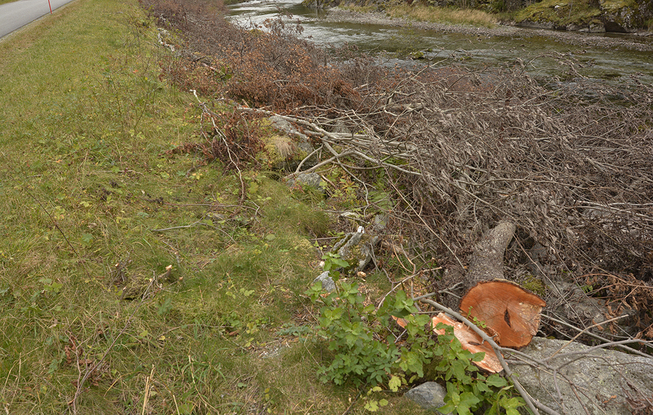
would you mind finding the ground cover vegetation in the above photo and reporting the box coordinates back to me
[0,0,399,413]
[1,0,652,414]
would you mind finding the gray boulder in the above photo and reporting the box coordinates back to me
[332,226,378,273]
[312,271,336,292]
[507,337,653,414]
[404,382,449,413]
[268,115,313,154]
[547,279,639,338]
[285,172,325,192]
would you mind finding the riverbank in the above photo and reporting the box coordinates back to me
[323,7,653,51]
[3,0,650,412]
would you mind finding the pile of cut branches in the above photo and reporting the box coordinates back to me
[284,62,653,278]
[277,61,653,337]
[141,0,653,339]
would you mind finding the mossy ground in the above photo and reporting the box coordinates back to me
[514,0,602,26]
[0,0,430,413]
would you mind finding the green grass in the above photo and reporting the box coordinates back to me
[0,0,19,5]
[384,4,498,28]
[0,0,434,413]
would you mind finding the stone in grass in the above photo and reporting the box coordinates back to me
[268,116,312,152]
[404,382,450,413]
[332,227,379,273]
[312,271,336,292]
[285,172,325,193]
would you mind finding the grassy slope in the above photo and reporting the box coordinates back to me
[0,0,430,413]
[384,4,498,27]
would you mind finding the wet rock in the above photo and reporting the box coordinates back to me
[404,382,449,413]
[507,337,653,415]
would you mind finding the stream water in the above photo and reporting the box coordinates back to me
[227,0,653,84]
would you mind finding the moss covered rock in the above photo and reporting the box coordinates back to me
[599,0,653,31]
[515,0,652,31]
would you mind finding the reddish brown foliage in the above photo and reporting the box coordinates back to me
[142,0,361,111]
[159,55,232,98]
[168,109,265,171]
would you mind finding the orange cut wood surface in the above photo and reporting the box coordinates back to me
[459,280,546,348]
[432,313,503,373]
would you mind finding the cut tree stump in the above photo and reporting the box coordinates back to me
[460,280,546,348]
[432,313,504,373]
[394,221,547,373]
[460,221,546,349]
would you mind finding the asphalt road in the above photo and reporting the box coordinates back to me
[0,0,76,39]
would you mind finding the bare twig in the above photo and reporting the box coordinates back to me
[141,365,155,415]
[192,89,247,205]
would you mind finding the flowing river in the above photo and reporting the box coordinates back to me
[227,0,653,84]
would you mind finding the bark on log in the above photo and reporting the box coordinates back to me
[465,220,516,290]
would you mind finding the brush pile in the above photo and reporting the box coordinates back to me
[141,0,653,339]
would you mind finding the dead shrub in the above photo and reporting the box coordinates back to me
[143,0,361,110]
[159,54,232,98]
[168,109,264,171]
[214,16,361,110]
[139,0,226,31]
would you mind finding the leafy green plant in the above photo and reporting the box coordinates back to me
[433,323,526,414]
[321,251,351,282]
[363,386,389,412]
[308,283,527,414]
[322,252,350,272]
[307,281,429,386]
